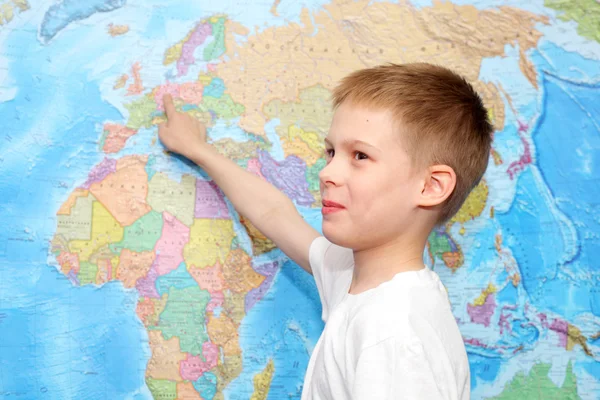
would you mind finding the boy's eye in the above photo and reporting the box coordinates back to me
[326,149,335,158]
[354,151,368,160]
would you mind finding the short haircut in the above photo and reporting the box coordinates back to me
[332,63,493,225]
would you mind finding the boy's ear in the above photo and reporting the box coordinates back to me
[417,165,456,207]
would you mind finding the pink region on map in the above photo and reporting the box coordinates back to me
[155,212,190,276]
[247,158,266,179]
[126,62,144,96]
[106,258,113,280]
[464,338,490,348]
[136,262,160,298]
[57,252,80,275]
[136,296,156,325]
[81,158,117,189]
[96,257,114,283]
[195,179,229,218]
[538,313,549,329]
[507,136,532,179]
[153,81,203,108]
[245,260,280,313]
[179,82,204,104]
[498,312,512,335]
[180,342,219,381]
[207,291,224,313]
[467,294,496,327]
[550,318,568,348]
[154,82,181,111]
[102,123,138,154]
[177,23,212,76]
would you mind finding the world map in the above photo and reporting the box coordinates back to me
[1,0,599,399]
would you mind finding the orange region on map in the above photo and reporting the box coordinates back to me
[510,273,521,287]
[146,331,186,381]
[108,23,129,36]
[177,381,202,400]
[214,0,546,136]
[442,251,463,271]
[89,155,151,226]
[114,73,128,89]
[207,312,241,356]
[239,215,276,256]
[567,324,592,356]
[96,256,118,284]
[0,0,29,25]
[270,0,281,16]
[115,249,155,288]
[57,252,80,275]
[222,249,265,293]
[189,261,227,292]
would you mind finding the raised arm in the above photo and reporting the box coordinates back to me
[158,94,319,273]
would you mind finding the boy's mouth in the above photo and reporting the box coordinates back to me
[322,199,345,215]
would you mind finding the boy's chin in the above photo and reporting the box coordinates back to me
[322,221,357,249]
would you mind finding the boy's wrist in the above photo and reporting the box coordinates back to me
[187,142,216,168]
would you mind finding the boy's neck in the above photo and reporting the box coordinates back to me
[349,232,428,295]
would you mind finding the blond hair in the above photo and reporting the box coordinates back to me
[332,63,493,225]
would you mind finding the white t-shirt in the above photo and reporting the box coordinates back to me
[301,236,470,400]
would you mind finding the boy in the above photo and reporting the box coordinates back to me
[158,63,492,399]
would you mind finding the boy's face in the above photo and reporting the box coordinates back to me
[319,102,421,250]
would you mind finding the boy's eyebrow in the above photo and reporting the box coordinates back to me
[324,138,382,154]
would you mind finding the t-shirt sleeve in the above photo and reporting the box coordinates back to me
[352,338,461,400]
[308,236,353,322]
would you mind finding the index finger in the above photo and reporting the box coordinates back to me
[163,94,176,119]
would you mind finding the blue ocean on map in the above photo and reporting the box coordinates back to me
[497,42,600,320]
[0,19,153,397]
[2,0,600,399]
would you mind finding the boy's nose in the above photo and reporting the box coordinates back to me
[319,159,342,187]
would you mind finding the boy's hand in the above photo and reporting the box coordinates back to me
[158,94,207,160]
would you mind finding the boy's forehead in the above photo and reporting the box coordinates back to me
[328,102,401,145]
